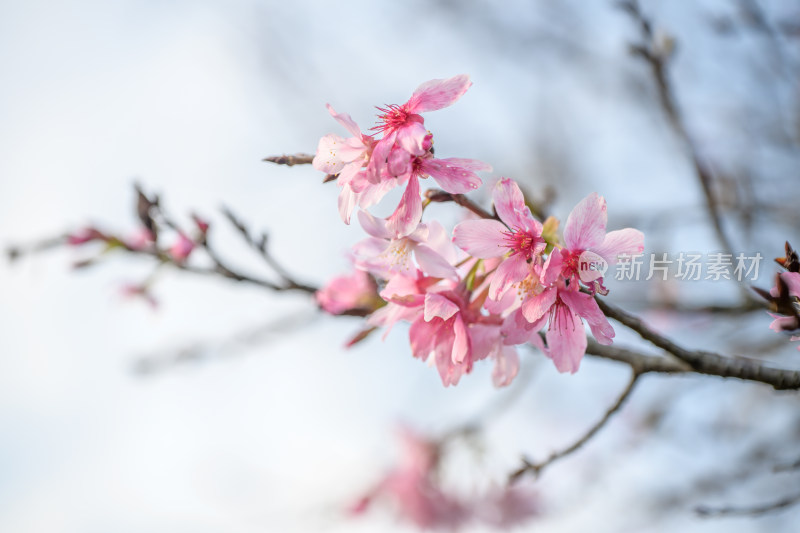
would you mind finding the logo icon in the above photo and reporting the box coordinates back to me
[578,251,608,282]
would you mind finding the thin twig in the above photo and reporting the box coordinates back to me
[132,309,319,375]
[696,491,800,517]
[620,0,738,265]
[263,153,315,166]
[509,370,640,483]
[424,188,497,220]
[773,458,800,473]
[220,206,317,293]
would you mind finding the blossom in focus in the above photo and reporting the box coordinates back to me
[385,153,491,237]
[409,286,512,387]
[367,269,436,338]
[313,104,377,224]
[353,210,458,280]
[367,74,472,181]
[316,268,380,316]
[558,192,644,294]
[521,249,615,373]
[453,177,546,300]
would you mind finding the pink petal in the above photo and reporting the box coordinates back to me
[769,313,799,332]
[502,309,546,347]
[563,192,607,251]
[540,248,564,286]
[469,323,501,361]
[452,219,508,258]
[169,233,195,263]
[452,314,470,363]
[380,272,425,307]
[424,221,458,265]
[781,272,800,299]
[336,160,363,188]
[337,137,368,163]
[406,74,472,114]
[492,178,535,232]
[387,176,422,237]
[424,293,459,322]
[414,244,458,280]
[326,103,362,138]
[312,133,347,174]
[488,254,530,300]
[435,342,468,387]
[521,286,557,323]
[421,158,482,194]
[387,146,412,177]
[545,306,587,373]
[337,186,358,224]
[560,290,615,345]
[397,122,429,156]
[366,131,396,184]
[441,157,492,172]
[357,210,393,239]
[592,228,644,265]
[492,345,520,387]
[409,316,439,360]
[484,282,520,315]
[358,178,396,209]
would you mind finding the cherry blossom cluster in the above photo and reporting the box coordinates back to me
[350,427,537,529]
[314,75,645,387]
[64,215,207,307]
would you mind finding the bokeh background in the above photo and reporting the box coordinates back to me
[1,0,799,531]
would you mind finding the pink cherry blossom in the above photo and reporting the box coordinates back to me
[313,104,377,224]
[474,485,539,529]
[767,271,800,341]
[453,177,546,299]
[191,213,209,234]
[67,227,106,246]
[353,210,458,280]
[380,153,490,237]
[351,427,466,529]
[408,286,510,387]
[559,192,644,294]
[124,227,155,251]
[521,249,615,373]
[315,268,379,315]
[119,283,158,309]
[168,232,195,264]
[367,270,434,338]
[367,74,472,181]
[470,322,523,387]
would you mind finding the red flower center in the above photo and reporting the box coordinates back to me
[502,229,542,261]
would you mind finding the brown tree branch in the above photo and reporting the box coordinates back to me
[585,340,689,374]
[263,153,315,166]
[424,188,498,220]
[509,370,640,483]
[596,297,800,390]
